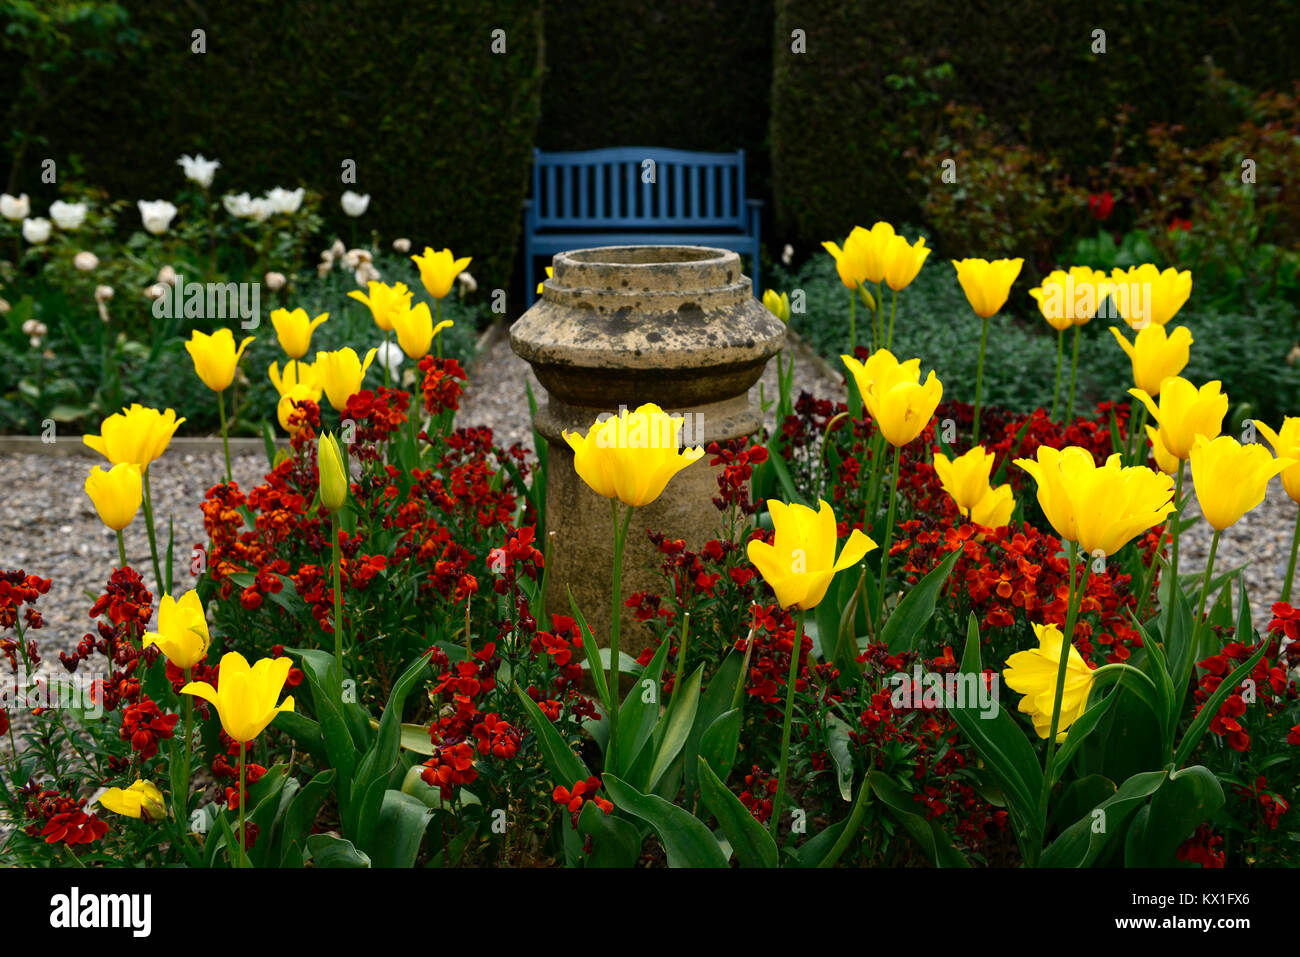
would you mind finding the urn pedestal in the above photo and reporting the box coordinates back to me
[509,245,784,657]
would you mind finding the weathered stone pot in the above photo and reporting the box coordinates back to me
[510,245,784,657]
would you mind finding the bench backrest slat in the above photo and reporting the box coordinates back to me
[531,147,746,228]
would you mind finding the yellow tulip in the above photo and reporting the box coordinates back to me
[269,359,318,396]
[762,289,791,323]
[536,266,553,295]
[971,483,1015,528]
[1145,425,1181,475]
[562,403,705,508]
[181,651,295,744]
[933,446,998,515]
[1028,266,1105,330]
[1015,446,1174,556]
[841,350,919,406]
[952,257,1024,318]
[277,384,322,433]
[83,404,185,468]
[347,281,413,332]
[1003,623,1096,740]
[96,780,165,820]
[185,328,254,392]
[821,226,873,290]
[142,591,209,670]
[1110,324,1193,396]
[411,247,472,300]
[881,234,929,291]
[1109,264,1192,328]
[269,307,328,359]
[1255,418,1300,504]
[858,222,898,286]
[318,432,348,511]
[861,359,943,447]
[1190,435,1295,531]
[314,347,377,413]
[747,499,876,610]
[1129,377,1228,461]
[391,301,454,359]
[85,463,143,531]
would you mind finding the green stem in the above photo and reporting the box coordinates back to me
[608,502,634,764]
[1065,326,1081,423]
[1192,529,1222,653]
[887,287,898,350]
[876,444,903,628]
[217,390,232,484]
[331,511,345,700]
[237,740,247,868]
[116,529,127,569]
[1127,402,1148,466]
[875,282,884,350]
[1282,506,1300,604]
[1170,466,1185,596]
[177,668,194,844]
[1135,525,1166,621]
[435,299,443,360]
[141,467,164,599]
[383,331,391,388]
[1050,329,1063,422]
[671,613,692,700]
[972,314,989,443]
[770,608,806,842]
[848,289,856,353]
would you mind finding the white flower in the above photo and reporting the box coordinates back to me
[21,319,39,336]
[341,191,370,217]
[138,199,178,235]
[0,193,30,221]
[49,200,87,230]
[177,154,220,189]
[343,248,372,270]
[157,264,177,286]
[781,244,794,266]
[317,261,332,278]
[375,340,404,375]
[73,251,99,271]
[0,298,9,315]
[265,187,304,215]
[264,271,286,291]
[392,237,411,254]
[223,192,253,217]
[354,262,381,286]
[145,283,168,300]
[330,239,347,260]
[22,217,52,244]
[457,271,477,293]
[247,198,274,222]
[94,285,115,303]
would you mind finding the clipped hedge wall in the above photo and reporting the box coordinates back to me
[538,0,773,193]
[9,0,543,288]
[771,0,1300,247]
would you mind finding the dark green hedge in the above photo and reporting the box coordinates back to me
[538,0,773,193]
[771,0,1300,246]
[8,0,542,288]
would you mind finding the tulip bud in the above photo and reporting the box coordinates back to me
[457,271,478,294]
[392,238,411,254]
[264,270,286,291]
[318,432,348,511]
[94,284,115,303]
[857,284,876,312]
[145,283,167,300]
[74,251,99,271]
[781,243,794,266]
[157,264,178,286]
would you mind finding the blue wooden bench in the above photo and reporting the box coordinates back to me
[523,146,763,305]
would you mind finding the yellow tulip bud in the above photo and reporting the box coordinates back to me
[1014,446,1174,557]
[185,328,255,392]
[142,591,210,670]
[83,404,185,468]
[1110,324,1193,396]
[411,247,472,300]
[391,301,454,359]
[270,307,328,359]
[84,463,143,531]
[96,780,166,820]
[318,432,348,511]
[181,652,295,743]
[1003,623,1096,740]
[952,257,1024,319]
[746,499,876,610]
[1130,377,1228,461]
[861,359,943,447]
[933,446,997,515]
[762,289,791,323]
[1145,425,1181,475]
[1189,434,1295,531]
[314,347,377,412]
[277,384,322,434]
[970,483,1015,528]
[561,403,705,508]
[1254,418,1300,504]
[881,233,929,292]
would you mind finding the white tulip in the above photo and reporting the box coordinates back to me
[0,193,30,221]
[22,217,52,244]
[247,198,274,222]
[177,154,221,189]
[49,200,87,230]
[375,340,404,375]
[138,199,178,235]
[264,271,286,291]
[73,251,99,271]
[223,192,253,217]
[265,187,304,215]
[341,191,370,217]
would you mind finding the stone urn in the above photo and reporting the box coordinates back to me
[510,245,784,658]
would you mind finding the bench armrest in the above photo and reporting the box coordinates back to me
[746,198,765,208]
